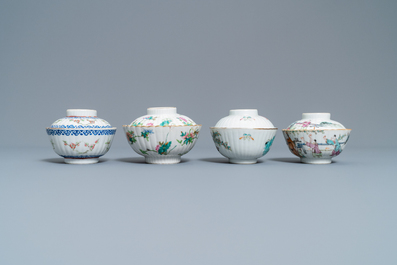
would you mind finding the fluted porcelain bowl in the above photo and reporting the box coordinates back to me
[282,113,351,164]
[210,109,277,164]
[46,109,116,164]
[123,107,201,164]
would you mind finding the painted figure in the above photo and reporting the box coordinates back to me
[301,134,322,158]
[324,135,342,156]
[285,133,301,157]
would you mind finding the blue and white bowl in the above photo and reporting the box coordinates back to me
[46,109,116,164]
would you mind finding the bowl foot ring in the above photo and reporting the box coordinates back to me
[229,158,257,164]
[64,157,99,164]
[300,158,332,164]
[145,156,181,164]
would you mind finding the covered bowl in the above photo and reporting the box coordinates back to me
[210,109,277,164]
[46,109,116,164]
[282,113,351,164]
[123,107,201,164]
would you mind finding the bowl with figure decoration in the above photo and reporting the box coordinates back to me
[46,109,117,164]
[210,109,277,164]
[282,113,351,164]
[123,107,201,164]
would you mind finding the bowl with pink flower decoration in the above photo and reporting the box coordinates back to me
[282,113,351,164]
[46,109,116,164]
[123,107,202,164]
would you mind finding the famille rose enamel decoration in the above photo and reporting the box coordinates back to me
[282,113,351,164]
[123,107,201,164]
[46,109,116,164]
[210,109,277,164]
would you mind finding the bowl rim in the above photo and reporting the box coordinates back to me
[210,127,278,130]
[123,124,202,128]
[282,128,351,131]
[46,127,117,130]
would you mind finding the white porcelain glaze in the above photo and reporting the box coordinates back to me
[50,109,112,129]
[211,109,277,164]
[46,109,116,164]
[214,109,275,128]
[286,113,345,130]
[283,113,351,164]
[124,107,201,164]
[210,128,277,164]
[130,107,197,127]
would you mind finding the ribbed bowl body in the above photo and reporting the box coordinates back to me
[130,107,197,127]
[123,125,201,164]
[214,109,275,129]
[210,128,277,164]
[50,116,112,128]
[282,129,351,163]
[46,128,117,162]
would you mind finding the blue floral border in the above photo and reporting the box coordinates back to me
[50,125,113,128]
[62,155,101,159]
[46,129,116,136]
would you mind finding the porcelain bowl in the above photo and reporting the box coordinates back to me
[210,127,277,164]
[46,127,117,164]
[123,125,202,164]
[282,129,351,164]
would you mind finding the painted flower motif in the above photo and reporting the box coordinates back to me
[176,117,194,126]
[141,129,154,141]
[84,139,99,151]
[132,121,144,126]
[127,131,137,144]
[105,140,111,151]
[127,129,154,144]
[147,123,154,126]
[239,133,254,141]
[138,132,177,155]
[240,116,255,121]
[157,141,172,155]
[160,119,172,126]
[67,142,80,150]
[211,130,231,151]
[177,128,199,146]
[212,131,221,139]
[181,132,194,144]
[143,116,157,120]
[302,121,311,127]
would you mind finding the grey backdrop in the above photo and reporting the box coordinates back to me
[1,0,396,149]
[1,1,397,265]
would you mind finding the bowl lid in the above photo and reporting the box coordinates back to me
[213,109,275,129]
[285,113,346,130]
[129,107,197,126]
[49,109,113,128]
